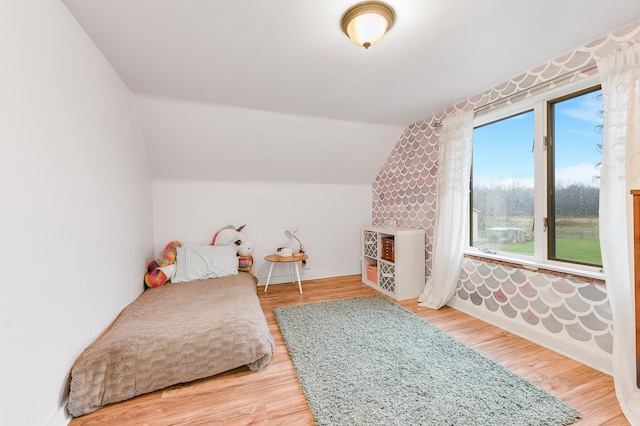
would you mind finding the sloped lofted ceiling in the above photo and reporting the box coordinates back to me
[61,0,640,184]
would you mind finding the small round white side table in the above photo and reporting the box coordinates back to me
[263,254,309,294]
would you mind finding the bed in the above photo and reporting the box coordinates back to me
[67,271,275,417]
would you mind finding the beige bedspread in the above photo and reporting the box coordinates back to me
[67,272,275,417]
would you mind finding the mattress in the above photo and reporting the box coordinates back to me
[67,272,275,417]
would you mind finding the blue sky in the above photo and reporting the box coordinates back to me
[472,89,602,189]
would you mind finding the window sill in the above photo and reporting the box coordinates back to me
[462,250,605,285]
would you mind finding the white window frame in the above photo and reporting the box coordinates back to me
[464,75,604,280]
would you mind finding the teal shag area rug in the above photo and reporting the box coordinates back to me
[273,295,581,426]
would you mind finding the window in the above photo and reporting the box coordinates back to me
[470,83,603,273]
[471,110,535,256]
[548,89,602,266]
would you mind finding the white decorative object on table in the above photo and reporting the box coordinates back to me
[276,247,293,257]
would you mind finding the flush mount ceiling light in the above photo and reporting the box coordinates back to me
[341,1,395,49]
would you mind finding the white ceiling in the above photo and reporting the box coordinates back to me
[61,0,640,183]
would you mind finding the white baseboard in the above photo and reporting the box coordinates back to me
[447,298,613,376]
[46,399,71,426]
[257,267,360,287]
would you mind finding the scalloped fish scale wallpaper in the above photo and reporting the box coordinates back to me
[458,259,613,354]
[372,21,640,357]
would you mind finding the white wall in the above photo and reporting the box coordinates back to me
[153,181,372,285]
[137,93,394,286]
[0,1,153,425]
[133,94,404,185]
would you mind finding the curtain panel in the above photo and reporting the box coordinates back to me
[597,41,640,424]
[419,110,474,309]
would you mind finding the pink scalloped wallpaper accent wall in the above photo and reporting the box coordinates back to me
[372,122,439,271]
[372,21,640,358]
[459,259,612,354]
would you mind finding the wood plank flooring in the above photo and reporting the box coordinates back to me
[69,275,629,425]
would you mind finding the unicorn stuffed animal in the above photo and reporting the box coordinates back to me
[212,224,254,272]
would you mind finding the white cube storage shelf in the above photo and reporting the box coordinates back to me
[361,225,426,300]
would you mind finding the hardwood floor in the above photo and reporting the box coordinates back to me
[69,275,629,425]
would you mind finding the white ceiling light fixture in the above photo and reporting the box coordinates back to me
[341,1,395,49]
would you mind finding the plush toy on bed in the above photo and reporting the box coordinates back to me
[144,240,182,288]
[212,224,254,272]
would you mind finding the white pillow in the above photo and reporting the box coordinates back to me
[172,245,238,283]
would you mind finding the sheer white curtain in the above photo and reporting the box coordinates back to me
[597,42,640,424]
[419,110,474,309]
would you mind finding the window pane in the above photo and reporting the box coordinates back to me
[471,111,535,255]
[549,89,602,266]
